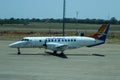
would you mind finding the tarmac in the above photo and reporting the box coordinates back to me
[0,40,120,80]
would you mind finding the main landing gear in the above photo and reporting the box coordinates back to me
[53,51,67,58]
[17,48,21,55]
[53,51,64,55]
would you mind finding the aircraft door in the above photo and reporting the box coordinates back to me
[30,40,39,48]
[33,40,40,47]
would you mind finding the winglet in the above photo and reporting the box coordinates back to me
[90,24,110,42]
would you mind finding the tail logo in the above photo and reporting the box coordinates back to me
[90,24,110,41]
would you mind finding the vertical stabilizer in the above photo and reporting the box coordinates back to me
[87,24,110,47]
[90,24,110,42]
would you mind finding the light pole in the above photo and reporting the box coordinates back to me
[62,0,66,36]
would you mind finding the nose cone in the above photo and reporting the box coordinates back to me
[9,41,24,48]
[9,43,16,48]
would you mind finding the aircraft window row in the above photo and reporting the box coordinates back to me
[39,39,77,42]
[21,39,29,41]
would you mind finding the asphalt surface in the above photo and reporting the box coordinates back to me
[0,40,120,80]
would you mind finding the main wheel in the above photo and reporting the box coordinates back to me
[18,52,21,55]
[53,51,57,54]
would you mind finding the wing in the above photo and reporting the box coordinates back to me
[46,42,68,51]
[56,44,68,50]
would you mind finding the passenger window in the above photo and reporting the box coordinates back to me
[54,39,56,42]
[48,39,50,42]
[62,39,64,42]
[39,40,42,42]
[68,39,70,42]
[74,39,76,42]
[51,39,53,42]
[58,39,60,42]
[65,39,67,42]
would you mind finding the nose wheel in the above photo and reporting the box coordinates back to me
[17,48,21,55]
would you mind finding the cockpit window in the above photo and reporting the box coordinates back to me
[21,39,29,41]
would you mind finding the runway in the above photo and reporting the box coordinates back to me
[0,40,120,80]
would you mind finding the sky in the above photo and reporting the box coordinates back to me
[0,0,120,20]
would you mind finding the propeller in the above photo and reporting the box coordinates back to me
[43,39,47,49]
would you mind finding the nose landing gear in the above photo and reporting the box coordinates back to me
[17,48,21,55]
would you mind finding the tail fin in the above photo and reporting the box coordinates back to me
[90,24,110,42]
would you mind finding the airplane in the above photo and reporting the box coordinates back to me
[9,24,110,58]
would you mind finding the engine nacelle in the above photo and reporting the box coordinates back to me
[46,43,56,50]
[46,42,65,51]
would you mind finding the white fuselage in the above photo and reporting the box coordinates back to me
[8,24,110,56]
[9,36,103,51]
